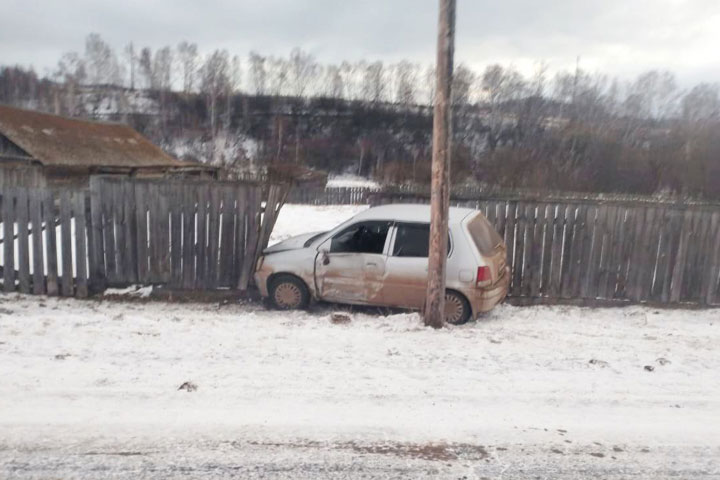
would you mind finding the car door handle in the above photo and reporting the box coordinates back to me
[366,261,378,267]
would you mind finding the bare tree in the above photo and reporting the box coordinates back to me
[342,60,363,100]
[288,48,318,98]
[424,65,436,106]
[200,49,230,162]
[394,60,418,106]
[451,64,474,106]
[248,51,267,95]
[362,61,386,103]
[481,64,525,149]
[224,55,242,131]
[153,47,174,91]
[682,83,719,124]
[324,64,344,98]
[267,56,289,96]
[138,47,154,90]
[123,43,136,90]
[177,41,199,93]
[624,70,679,120]
[53,52,86,115]
[84,33,121,86]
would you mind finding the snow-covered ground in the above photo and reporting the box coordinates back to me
[1,296,719,478]
[1,204,719,478]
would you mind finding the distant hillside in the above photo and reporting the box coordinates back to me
[2,64,719,199]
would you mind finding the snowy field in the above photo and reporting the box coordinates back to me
[1,296,719,478]
[1,204,719,478]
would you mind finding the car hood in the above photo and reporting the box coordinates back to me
[263,231,324,254]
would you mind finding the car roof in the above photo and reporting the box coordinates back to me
[351,203,478,224]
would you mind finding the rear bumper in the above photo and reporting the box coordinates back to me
[469,266,510,315]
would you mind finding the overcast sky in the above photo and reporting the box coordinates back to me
[1,0,719,86]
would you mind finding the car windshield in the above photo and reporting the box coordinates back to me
[467,213,503,256]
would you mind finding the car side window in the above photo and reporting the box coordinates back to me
[392,223,451,257]
[393,223,430,257]
[330,221,391,254]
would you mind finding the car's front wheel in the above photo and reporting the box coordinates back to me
[269,275,310,310]
[444,291,472,325]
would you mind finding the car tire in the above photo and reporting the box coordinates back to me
[444,291,472,325]
[269,275,310,310]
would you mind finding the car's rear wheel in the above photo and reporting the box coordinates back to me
[269,275,310,310]
[444,291,471,325]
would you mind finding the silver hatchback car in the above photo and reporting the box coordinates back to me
[255,204,510,324]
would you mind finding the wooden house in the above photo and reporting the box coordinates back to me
[0,104,216,188]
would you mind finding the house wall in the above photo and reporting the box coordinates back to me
[0,133,45,188]
[0,164,46,188]
[0,133,31,159]
[41,167,217,189]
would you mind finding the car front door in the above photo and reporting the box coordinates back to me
[314,220,392,305]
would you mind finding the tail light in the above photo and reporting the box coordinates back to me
[476,266,491,287]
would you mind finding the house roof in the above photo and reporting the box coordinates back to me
[0,104,205,170]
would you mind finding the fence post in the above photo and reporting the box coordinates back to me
[88,177,106,293]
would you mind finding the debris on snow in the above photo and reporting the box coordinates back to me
[178,381,198,392]
[588,359,610,368]
[104,285,153,298]
[330,312,352,325]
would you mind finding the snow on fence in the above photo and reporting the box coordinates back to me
[0,177,288,298]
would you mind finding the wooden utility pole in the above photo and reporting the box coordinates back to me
[424,0,456,328]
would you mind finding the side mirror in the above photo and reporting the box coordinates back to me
[321,249,330,265]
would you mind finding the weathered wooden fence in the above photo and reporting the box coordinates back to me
[0,177,288,298]
[1,187,88,297]
[3,180,719,307]
[286,186,374,205]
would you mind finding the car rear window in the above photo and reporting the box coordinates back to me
[393,223,430,257]
[392,223,451,258]
[467,213,504,256]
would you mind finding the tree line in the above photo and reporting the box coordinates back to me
[1,33,719,199]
